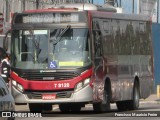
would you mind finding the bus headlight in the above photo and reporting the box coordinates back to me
[84,78,90,85]
[17,83,24,92]
[75,78,90,92]
[12,80,24,92]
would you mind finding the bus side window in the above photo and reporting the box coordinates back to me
[94,31,102,57]
[92,20,102,58]
[139,22,150,55]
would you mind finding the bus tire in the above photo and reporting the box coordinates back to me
[93,86,110,112]
[127,80,140,110]
[29,103,43,112]
[116,80,140,111]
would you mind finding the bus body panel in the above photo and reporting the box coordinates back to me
[90,11,153,102]
[11,67,92,90]
[12,84,93,104]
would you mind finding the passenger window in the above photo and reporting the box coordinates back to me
[94,31,102,57]
[139,22,145,32]
[103,21,110,34]
[92,19,102,57]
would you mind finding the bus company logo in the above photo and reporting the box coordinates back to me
[43,77,55,80]
[40,70,56,73]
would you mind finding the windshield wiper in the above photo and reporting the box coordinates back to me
[29,30,41,63]
[52,25,71,45]
[51,25,71,53]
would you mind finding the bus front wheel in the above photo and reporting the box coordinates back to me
[93,88,110,112]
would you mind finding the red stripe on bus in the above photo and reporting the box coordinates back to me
[10,68,92,90]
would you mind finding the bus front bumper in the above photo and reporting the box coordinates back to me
[11,85,93,104]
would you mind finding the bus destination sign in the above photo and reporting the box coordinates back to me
[22,13,79,23]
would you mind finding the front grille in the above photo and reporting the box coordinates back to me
[13,69,79,80]
[27,91,73,99]
[21,72,78,80]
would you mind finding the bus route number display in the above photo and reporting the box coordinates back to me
[22,13,79,23]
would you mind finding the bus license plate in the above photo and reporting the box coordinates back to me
[42,94,56,100]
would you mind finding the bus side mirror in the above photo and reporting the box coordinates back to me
[3,30,11,52]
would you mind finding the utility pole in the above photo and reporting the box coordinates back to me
[91,0,93,4]
[5,0,9,22]
[119,0,121,7]
[105,0,115,6]
[132,0,134,13]
[157,0,159,23]
[22,0,25,11]
[36,0,39,9]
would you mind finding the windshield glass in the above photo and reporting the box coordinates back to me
[11,28,91,69]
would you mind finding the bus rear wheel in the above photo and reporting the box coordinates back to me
[116,81,140,111]
[126,81,140,110]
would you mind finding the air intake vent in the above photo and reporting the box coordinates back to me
[13,69,79,81]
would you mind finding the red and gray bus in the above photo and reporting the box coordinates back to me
[4,3,153,112]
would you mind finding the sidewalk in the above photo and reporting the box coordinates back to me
[140,94,160,103]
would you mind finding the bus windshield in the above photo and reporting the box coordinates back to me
[11,28,91,69]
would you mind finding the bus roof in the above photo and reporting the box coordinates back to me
[90,11,151,21]
[24,3,117,13]
[45,3,117,12]
[24,8,79,13]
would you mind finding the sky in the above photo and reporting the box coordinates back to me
[93,0,138,14]
[93,0,104,5]
[92,0,159,23]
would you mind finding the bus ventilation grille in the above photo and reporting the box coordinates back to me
[13,70,79,80]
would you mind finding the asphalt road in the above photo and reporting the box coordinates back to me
[13,102,160,120]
